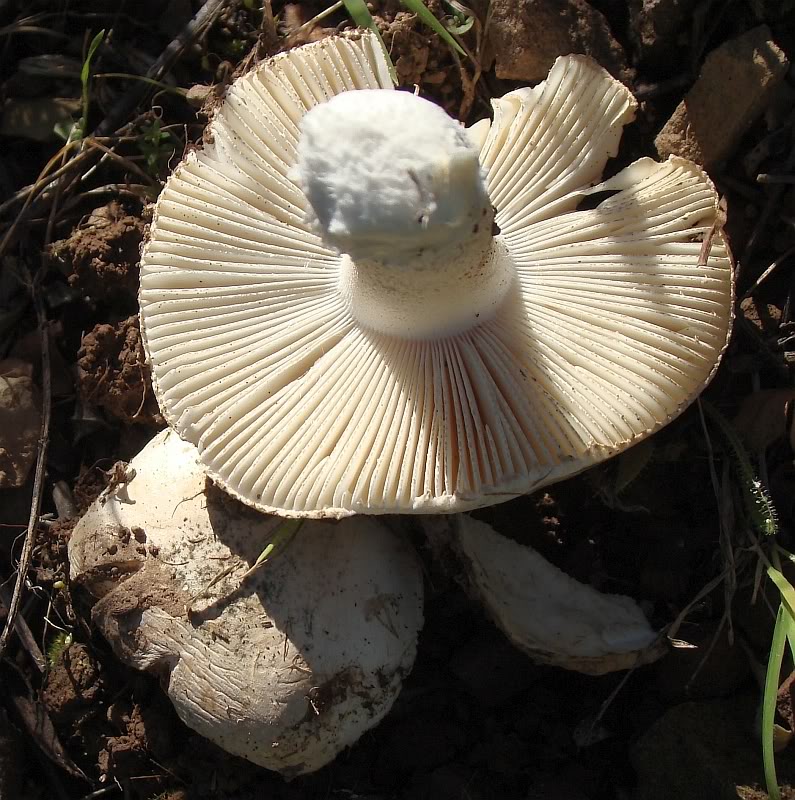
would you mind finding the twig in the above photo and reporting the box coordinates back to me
[0,276,52,660]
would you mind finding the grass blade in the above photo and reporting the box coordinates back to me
[763,604,788,800]
[341,0,397,84]
[400,0,466,56]
[769,566,795,619]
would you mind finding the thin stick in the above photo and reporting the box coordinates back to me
[0,278,52,660]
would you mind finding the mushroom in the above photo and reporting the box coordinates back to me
[68,429,424,776]
[424,515,664,675]
[140,31,732,520]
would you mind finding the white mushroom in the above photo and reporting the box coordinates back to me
[68,429,424,776]
[140,33,733,518]
[425,515,664,675]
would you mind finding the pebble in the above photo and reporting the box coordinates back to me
[485,0,628,83]
[655,26,789,167]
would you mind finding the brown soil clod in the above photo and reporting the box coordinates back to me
[77,315,164,427]
[48,201,147,308]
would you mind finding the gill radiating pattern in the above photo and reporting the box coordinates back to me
[140,37,732,517]
[141,35,393,447]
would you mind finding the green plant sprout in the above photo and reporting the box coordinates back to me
[46,631,73,668]
[137,118,175,178]
[700,399,788,797]
[442,0,476,35]
[54,28,105,143]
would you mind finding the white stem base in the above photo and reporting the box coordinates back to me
[338,231,515,340]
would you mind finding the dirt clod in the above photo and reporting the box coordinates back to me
[49,201,146,307]
[77,315,164,426]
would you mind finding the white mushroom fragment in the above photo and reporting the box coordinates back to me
[68,429,424,776]
[140,33,733,518]
[428,515,663,675]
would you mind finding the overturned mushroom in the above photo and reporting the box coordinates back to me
[140,32,732,519]
[68,429,423,776]
[425,515,663,675]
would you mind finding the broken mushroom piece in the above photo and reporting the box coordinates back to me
[140,33,733,518]
[68,429,424,777]
[427,515,663,675]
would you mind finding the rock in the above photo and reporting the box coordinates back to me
[0,359,40,488]
[631,697,795,799]
[655,26,789,168]
[0,97,81,142]
[485,0,628,83]
[629,0,698,71]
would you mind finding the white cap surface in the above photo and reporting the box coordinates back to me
[68,429,424,775]
[140,39,733,518]
[447,515,663,674]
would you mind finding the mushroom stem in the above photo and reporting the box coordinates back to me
[338,232,515,338]
[297,88,513,339]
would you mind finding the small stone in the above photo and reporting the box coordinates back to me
[0,359,40,488]
[629,0,698,70]
[655,26,789,168]
[485,0,628,83]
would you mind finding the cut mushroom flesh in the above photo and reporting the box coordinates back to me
[140,33,733,518]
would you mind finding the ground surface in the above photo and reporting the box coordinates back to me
[1,1,795,798]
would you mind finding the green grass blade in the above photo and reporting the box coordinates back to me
[400,0,467,56]
[68,28,105,142]
[769,566,795,619]
[763,604,787,800]
[80,29,105,90]
[341,0,397,84]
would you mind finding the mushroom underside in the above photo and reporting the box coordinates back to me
[139,33,733,519]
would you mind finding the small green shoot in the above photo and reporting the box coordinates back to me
[442,0,476,35]
[46,631,73,668]
[241,518,303,580]
[137,118,175,178]
[401,0,467,56]
[341,0,397,84]
[187,518,304,610]
[55,29,105,143]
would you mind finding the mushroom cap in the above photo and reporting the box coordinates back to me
[140,33,733,518]
[426,515,664,675]
[68,429,424,776]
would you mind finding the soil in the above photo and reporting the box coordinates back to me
[1,0,795,799]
